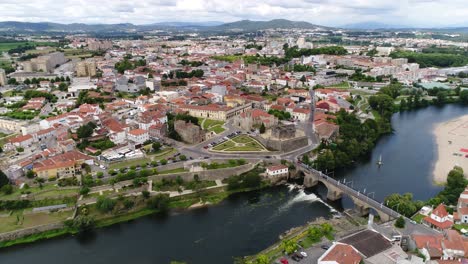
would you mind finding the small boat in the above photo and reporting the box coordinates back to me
[377,155,383,166]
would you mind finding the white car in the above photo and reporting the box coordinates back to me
[300,251,308,258]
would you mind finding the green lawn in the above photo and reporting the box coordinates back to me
[411,213,426,224]
[0,210,72,233]
[208,125,225,134]
[0,184,76,200]
[212,135,266,152]
[453,224,468,232]
[109,157,151,170]
[33,189,79,199]
[212,141,236,151]
[0,42,59,53]
[226,143,266,152]
[147,148,176,158]
[203,119,224,129]
[232,135,255,144]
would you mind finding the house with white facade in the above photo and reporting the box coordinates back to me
[127,129,149,147]
[265,164,289,178]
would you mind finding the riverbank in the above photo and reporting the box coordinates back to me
[433,114,468,183]
[0,182,271,250]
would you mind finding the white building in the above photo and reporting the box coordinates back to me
[127,129,149,146]
[266,164,289,178]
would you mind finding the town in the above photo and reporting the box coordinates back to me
[0,19,467,264]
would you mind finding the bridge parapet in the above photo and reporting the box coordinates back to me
[299,165,398,222]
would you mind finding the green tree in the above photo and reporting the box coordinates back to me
[123,199,135,209]
[395,216,406,228]
[259,123,266,134]
[1,184,13,195]
[281,239,298,255]
[26,170,36,179]
[77,122,96,139]
[436,166,467,204]
[152,142,161,152]
[379,83,402,99]
[96,196,116,213]
[308,226,323,242]
[460,90,468,105]
[72,215,95,231]
[435,91,448,105]
[79,186,90,196]
[254,255,269,264]
[0,170,9,188]
[142,190,150,199]
[58,83,68,91]
[147,193,170,212]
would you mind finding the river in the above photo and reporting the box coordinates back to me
[1,104,467,264]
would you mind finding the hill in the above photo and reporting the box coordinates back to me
[213,19,327,31]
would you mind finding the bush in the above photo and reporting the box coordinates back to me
[141,190,150,199]
[96,196,116,213]
[79,186,90,196]
[147,193,170,212]
[72,215,95,231]
[395,216,406,228]
[1,184,13,195]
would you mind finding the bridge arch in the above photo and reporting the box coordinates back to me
[301,168,394,222]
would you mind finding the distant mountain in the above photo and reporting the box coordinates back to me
[0,21,138,32]
[0,19,330,33]
[149,21,224,27]
[213,19,328,31]
[342,21,409,30]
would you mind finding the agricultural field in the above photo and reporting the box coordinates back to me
[0,41,59,53]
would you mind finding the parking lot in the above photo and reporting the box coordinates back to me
[274,242,331,264]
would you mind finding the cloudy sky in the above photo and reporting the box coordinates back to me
[0,0,467,27]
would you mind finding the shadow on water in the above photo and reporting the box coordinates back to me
[75,230,97,245]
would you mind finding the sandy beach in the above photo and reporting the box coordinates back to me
[433,115,468,183]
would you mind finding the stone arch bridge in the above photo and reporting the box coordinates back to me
[299,164,400,222]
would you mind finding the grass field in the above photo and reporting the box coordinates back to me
[212,135,267,152]
[199,118,225,134]
[212,141,236,151]
[0,184,78,201]
[411,213,425,224]
[0,210,72,233]
[326,81,350,89]
[0,42,59,53]
[232,135,255,144]
[209,125,225,134]
[109,157,151,170]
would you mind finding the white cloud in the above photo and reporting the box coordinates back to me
[0,0,466,27]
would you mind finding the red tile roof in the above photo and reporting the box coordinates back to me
[321,243,362,264]
[433,204,449,218]
[267,164,288,172]
[128,129,147,136]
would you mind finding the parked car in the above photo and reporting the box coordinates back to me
[321,245,330,250]
[280,258,289,264]
[300,251,307,257]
